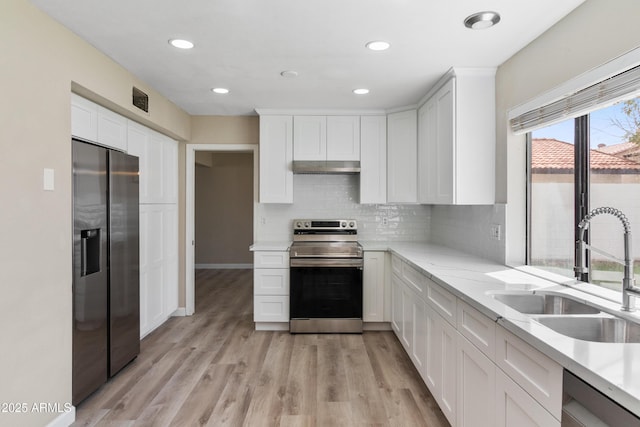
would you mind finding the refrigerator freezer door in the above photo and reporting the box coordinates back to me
[108,150,140,376]
[72,140,108,405]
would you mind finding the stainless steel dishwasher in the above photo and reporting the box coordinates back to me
[562,370,640,426]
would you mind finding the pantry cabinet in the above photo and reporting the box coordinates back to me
[418,68,496,205]
[259,115,294,203]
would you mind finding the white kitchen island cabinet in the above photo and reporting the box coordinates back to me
[418,68,496,205]
[259,115,293,203]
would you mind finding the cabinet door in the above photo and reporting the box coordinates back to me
[495,368,560,427]
[254,296,289,322]
[425,308,457,426]
[163,204,178,316]
[363,251,385,322]
[360,116,387,204]
[254,268,289,295]
[457,333,495,427]
[434,79,455,204]
[126,122,150,203]
[293,116,326,160]
[71,94,98,142]
[417,99,436,203]
[97,106,127,151]
[411,295,427,375]
[162,136,178,204]
[139,204,165,335]
[390,274,403,336]
[326,116,360,160]
[387,110,417,203]
[401,281,413,352]
[259,115,293,203]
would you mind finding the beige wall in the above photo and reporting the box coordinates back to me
[1,1,189,425]
[195,153,254,265]
[496,0,640,264]
[177,116,259,306]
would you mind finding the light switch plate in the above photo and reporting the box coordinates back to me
[43,168,54,191]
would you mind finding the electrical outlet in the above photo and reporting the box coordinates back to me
[260,217,266,225]
[382,217,388,226]
[490,224,501,241]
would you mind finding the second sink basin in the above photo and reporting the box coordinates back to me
[535,316,640,343]
[492,292,600,315]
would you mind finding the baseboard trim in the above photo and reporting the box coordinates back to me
[45,407,75,427]
[172,307,187,317]
[195,263,253,269]
[255,322,289,331]
[363,322,393,331]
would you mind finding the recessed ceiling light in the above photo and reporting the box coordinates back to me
[168,39,194,49]
[365,41,390,51]
[464,11,501,30]
[353,88,369,95]
[211,88,229,94]
[280,70,299,78]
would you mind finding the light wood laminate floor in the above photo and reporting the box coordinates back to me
[73,269,450,427]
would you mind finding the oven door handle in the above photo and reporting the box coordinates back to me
[290,258,363,268]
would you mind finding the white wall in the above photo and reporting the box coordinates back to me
[257,174,431,242]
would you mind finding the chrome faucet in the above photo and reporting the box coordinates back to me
[575,207,639,311]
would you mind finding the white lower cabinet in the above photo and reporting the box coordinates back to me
[389,254,562,427]
[363,251,385,322]
[253,251,289,324]
[495,368,560,427]
[457,333,496,427]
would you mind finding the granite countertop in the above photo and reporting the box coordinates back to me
[377,241,640,417]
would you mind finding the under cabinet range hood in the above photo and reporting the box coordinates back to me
[292,160,361,174]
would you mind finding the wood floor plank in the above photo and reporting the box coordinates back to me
[72,269,450,427]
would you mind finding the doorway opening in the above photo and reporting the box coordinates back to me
[186,144,258,315]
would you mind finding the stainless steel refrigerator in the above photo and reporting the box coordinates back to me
[72,139,140,405]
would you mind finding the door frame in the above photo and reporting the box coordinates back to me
[185,143,258,315]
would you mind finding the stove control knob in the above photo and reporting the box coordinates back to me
[295,221,302,229]
[341,221,347,228]
[349,221,355,228]
[304,221,310,228]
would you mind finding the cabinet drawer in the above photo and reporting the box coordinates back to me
[495,326,562,420]
[426,278,457,326]
[457,301,495,359]
[254,295,289,322]
[254,251,289,268]
[254,268,289,295]
[401,262,426,295]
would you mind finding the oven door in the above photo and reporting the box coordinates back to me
[289,258,363,333]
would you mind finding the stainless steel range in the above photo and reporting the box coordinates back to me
[289,219,363,333]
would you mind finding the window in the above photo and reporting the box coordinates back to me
[528,97,640,290]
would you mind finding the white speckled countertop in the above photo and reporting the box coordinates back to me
[253,239,640,415]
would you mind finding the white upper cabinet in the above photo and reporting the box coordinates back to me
[418,68,496,205]
[259,115,294,203]
[293,116,326,160]
[360,115,387,204]
[387,109,418,203]
[326,116,360,160]
[97,105,127,152]
[293,115,360,161]
[71,94,98,142]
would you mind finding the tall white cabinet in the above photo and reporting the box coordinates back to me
[71,94,179,339]
[259,115,294,203]
[387,109,418,203]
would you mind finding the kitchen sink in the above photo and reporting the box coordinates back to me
[535,316,640,343]
[491,292,600,315]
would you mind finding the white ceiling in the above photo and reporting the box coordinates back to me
[31,0,585,116]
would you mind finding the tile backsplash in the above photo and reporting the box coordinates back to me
[256,174,431,241]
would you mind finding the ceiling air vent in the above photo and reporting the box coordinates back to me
[132,87,149,113]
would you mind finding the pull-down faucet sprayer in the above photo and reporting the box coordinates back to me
[574,207,639,311]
